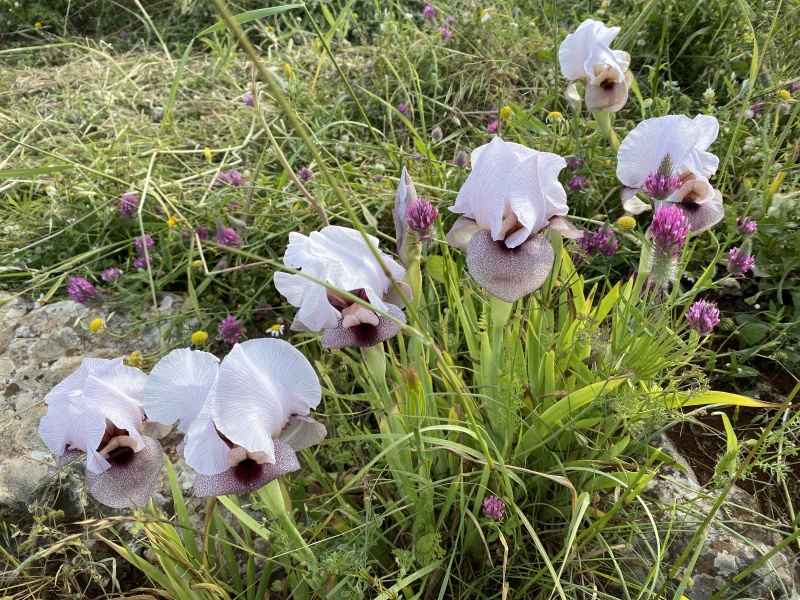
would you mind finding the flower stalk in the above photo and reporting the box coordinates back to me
[258,480,317,567]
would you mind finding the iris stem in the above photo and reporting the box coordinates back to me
[258,480,316,567]
[361,343,392,410]
[594,111,620,152]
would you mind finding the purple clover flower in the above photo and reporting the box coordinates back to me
[453,150,468,168]
[431,126,443,141]
[119,193,138,218]
[486,120,500,134]
[67,277,97,306]
[406,198,438,236]
[728,246,755,277]
[134,235,155,255]
[566,157,582,171]
[578,227,618,258]
[790,81,800,92]
[216,226,242,248]
[737,216,757,236]
[195,225,209,240]
[650,204,689,258]
[444,16,456,25]
[397,103,408,117]
[218,316,244,345]
[568,175,587,192]
[423,5,436,20]
[438,25,452,40]
[298,166,314,181]
[215,171,245,187]
[685,300,720,335]
[226,201,241,212]
[243,92,254,106]
[101,267,122,283]
[483,496,505,521]
[644,172,682,201]
[373,174,384,183]
[413,152,424,161]
[133,255,154,270]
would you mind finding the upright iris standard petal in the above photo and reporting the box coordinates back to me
[39,392,109,474]
[446,137,577,302]
[143,348,219,433]
[275,226,410,348]
[213,339,322,463]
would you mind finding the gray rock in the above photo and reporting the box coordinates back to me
[625,434,800,600]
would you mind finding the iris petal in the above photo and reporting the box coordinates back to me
[85,436,164,508]
[321,303,406,349]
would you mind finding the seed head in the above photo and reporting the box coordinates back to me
[191,330,209,345]
[616,215,636,232]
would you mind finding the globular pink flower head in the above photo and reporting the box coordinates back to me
[243,92,254,106]
[566,156,582,171]
[486,119,500,134]
[119,193,138,218]
[483,495,505,521]
[453,150,468,168]
[134,235,155,255]
[195,225,209,240]
[216,226,242,248]
[644,172,682,201]
[101,267,122,283]
[298,166,314,182]
[373,174,384,183]
[577,227,618,258]
[728,246,755,277]
[569,174,587,192]
[67,277,98,306]
[431,126,443,141]
[444,16,456,25]
[218,316,244,345]
[423,5,436,20]
[737,216,757,236]
[650,204,689,258]
[685,299,720,335]
[406,198,438,238]
[397,103,408,117]
[133,255,154,270]
[438,25,452,40]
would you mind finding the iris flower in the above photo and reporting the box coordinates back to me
[617,114,724,233]
[445,137,581,302]
[39,358,169,508]
[274,226,411,348]
[143,339,326,497]
[558,19,632,113]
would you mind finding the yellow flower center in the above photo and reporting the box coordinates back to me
[546,111,564,122]
[89,318,105,333]
[167,216,178,227]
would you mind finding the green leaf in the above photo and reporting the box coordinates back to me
[425,255,446,284]
[0,165,72,179]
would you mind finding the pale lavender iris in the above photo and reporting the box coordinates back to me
[445,137,581,302]
[143,341,326,497]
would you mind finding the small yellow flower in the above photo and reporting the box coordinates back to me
[128,350,144,368]
[778,89,791,101]
[89,318,105,333]
[268,323,285,337]
[285,63,292,76]
[167,215,178,228]
[352,11,358,20]
[36,293,46,307]
[267,26,274,33]
[616,215,636,232]
[191,330,209,345]
[34,22,42,29]
[499,105,512,120]
[546,111,564,123]
[600,1,608,8]
[605,159,612,166]
[191,260,204,271]
[203,147,212,163]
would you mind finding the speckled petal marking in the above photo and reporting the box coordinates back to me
[193,438,301,497]
[320,303,406,349]
[466,230,555,303]
[677,196,724,235]
[85,436,164,509]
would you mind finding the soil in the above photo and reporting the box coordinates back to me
[667,367,800,528]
